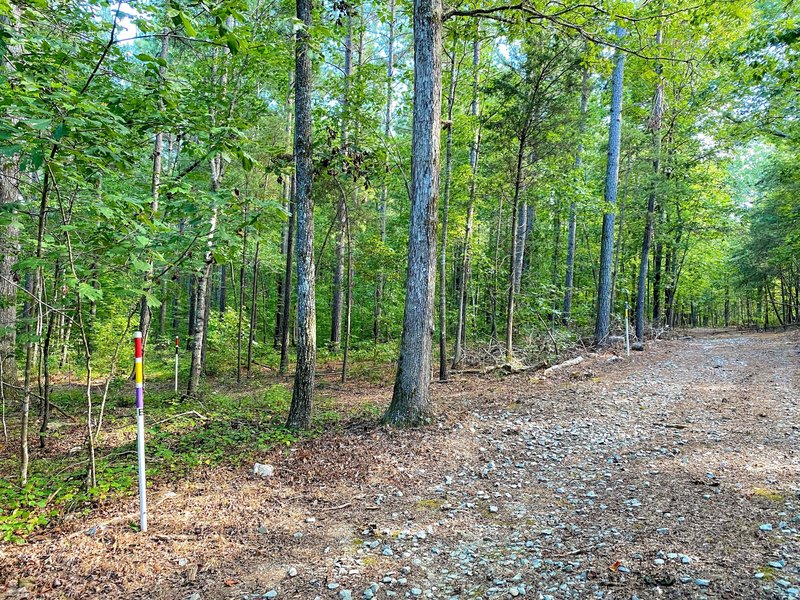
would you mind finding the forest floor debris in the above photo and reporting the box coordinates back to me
[1,329,799,599]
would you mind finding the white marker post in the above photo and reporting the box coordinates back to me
[134,331,148,532]
[174,335,179,394]
[624,302,631,357]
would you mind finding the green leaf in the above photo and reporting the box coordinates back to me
[240,150,255,172]
[179,12,197,37]
[77,282,102,302]
[30,149,44,170]
[53,123,69,141]
[226,34,240,55]
[26,119,51,131]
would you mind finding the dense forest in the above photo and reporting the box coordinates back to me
[0,0,798,544]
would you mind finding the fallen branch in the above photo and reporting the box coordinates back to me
[655,422,688,430]
[543,356,584,376]
[319,502,352,512]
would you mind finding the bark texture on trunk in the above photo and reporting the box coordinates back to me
[287,0,316,429]
[384,0,442,427]
[594,26,626,345]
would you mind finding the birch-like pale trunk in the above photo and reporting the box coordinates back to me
[594,26,626,345]
[286,0,316,429]
[384,0,442,426]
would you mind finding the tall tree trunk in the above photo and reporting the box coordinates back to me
[247,242,260,375]
[594,26,626,345]
[438,40,458,382]
[219,264,227,315]
[39,262,60,448]
[513,200,528,294]
[506,130,528,362]
[634,27,664,343]
[331,15,354,353]
[374,0,395,345]
[453,35,481,367]
[610,154,631,309]
[237,204,249,382]
[188,203,219,395]
[652,234,663,324]
[341,201,353,383]
[384,0,442,426]
[550,198,561,326]
[275,75,294,349]
[189,32,232,393]
[279,176,296,374]
[490,193,504,342]
[563,65,590,324]
[158,280,167,337]
[20,153,51,484]
[286,0,316,429]
[187,275,196,350]
[724,286,730,327]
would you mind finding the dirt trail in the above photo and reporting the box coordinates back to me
[2,330,799,599]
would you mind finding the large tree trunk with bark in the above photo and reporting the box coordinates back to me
[594,27,626,345]
[286,0,316,429]
[384,0,442,427]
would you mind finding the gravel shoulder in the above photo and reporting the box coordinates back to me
[1,329,799,599]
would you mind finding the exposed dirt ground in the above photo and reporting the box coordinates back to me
[1,329,799,599]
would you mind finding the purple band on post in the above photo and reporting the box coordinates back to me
[136,386,144,410]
